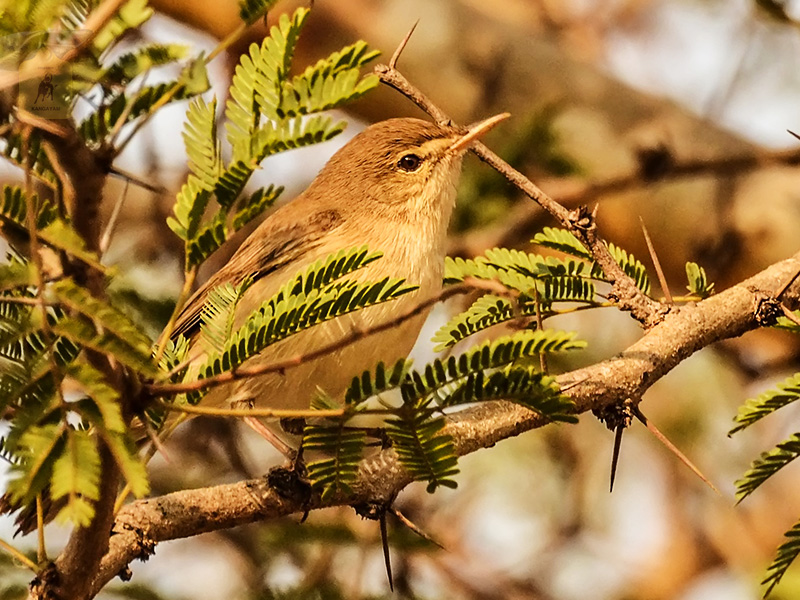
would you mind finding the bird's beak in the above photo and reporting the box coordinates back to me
[448,112,510,153]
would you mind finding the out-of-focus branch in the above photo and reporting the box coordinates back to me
[0,0,128,90]
[90,249,800,595]
[27,118,124,600]
[451,145,800,257]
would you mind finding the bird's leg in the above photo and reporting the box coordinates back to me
[238,409,311,508]
[242,416,296,460]
[230,394,297,460]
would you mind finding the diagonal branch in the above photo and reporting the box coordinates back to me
[146,279,510,397]
[0,0,129,91]
[90,250,800,595]
[373,63,666,327]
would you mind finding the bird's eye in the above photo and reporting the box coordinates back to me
[397,153,422,172]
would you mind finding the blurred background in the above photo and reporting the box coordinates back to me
[5,0,800,598]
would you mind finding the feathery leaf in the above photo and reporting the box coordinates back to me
[239,0,280,25]
[685,262,715,298]
[303,421,366,500]
[447,367,576,422]
[762,517,800,596]
[405,330,583,405]
[735,432,800,502]
[730,372,800,434]
[386,404,459,493]
[344,358,412,406]
[531,227,591,259]
[51,428,101,527]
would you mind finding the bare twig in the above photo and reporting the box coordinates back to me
[373,57,665,327]
[0,0,129,90]
[640,217,672,304]
[390,506,446,550]
[158,400,346,420]
[780,304,800,328]
[35,496,47,563]
[99,179,129,258]
[452,139,800,266]
[389,21,419,69]
[632,405,719,494]
[108,166,167,194]
[0,536,38,572]
[775,267,800,300]
[147,279,508,397]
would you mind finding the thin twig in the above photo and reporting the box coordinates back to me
[775,267,800,300]
[108,72,150,148]
[15,110,71,138]
[108,166,167,194]
[99,179,129,258]
[0,536,38,572]
[22,127,49,323]
[373,59,663,326]
[452,137,800,261]
[0,0,129,90]
[632,405,719,494]
[389,20,419,69]
[780,304,800,327]
[640,216,672,304]
[147,281,499,397]
[158,400,346,420]
[153,267,197,365]
[35,495,46,564]
[390,506,446,550]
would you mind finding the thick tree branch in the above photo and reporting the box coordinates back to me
[90,250,800,595]
[31,124,122,600]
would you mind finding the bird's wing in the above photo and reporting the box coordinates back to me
[171,208,342,342]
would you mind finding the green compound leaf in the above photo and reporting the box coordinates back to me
[386,404,459,493]
[344,358,413,406]
[730,372,800,434]
[168,96,221,241]
[735,432,800,503]
[51,428,101,527]
[303,422,366,500]
[531,227,591,260]
[405,330,583,405]
[446,367,575,422]
[103,43,189,85]
[762,517,800,597]
[6,423,65,505]
[685,261,715,299]
[239,0,280,25]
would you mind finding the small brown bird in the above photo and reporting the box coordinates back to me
[173,114,508,450]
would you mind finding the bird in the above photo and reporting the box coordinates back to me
[0,115,508,534]
[169,114,509,452]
